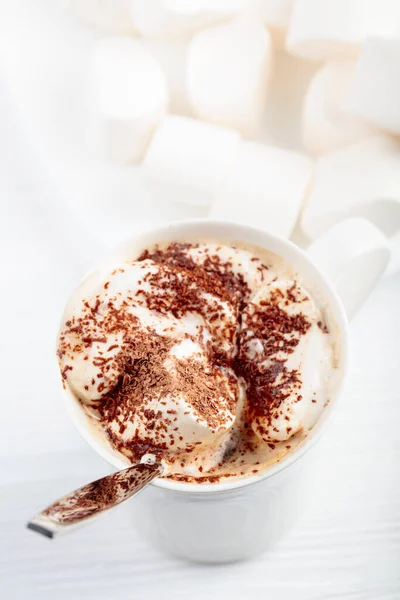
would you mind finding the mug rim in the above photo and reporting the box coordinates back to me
[62,218,350,494]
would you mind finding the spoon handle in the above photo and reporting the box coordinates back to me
[27,461,162,538]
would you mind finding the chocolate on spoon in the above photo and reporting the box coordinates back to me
[27,455,165,538]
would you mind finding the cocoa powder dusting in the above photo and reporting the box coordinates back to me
[236,284,311,422]
[57,241,322,483]
[99,330,237,462]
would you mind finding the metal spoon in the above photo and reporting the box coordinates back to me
[27,455,164,538]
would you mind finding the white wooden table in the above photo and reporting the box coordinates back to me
[1,2,399,598]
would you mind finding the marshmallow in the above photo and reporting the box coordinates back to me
[302,60,376,156]
[187,13,273,137]
[130,0,245,39]
[131,0,200,38]
[164,0,249,14]
[144,38,191,116]
[67,0,134,33]
[307,218,391,317]
[59,258,238,464]
[210,141,313,238]
[244,280,326,443]
[286,0,400,62]
[301,136,400,273]
[252,0,295,47]
[345,37,400,135]
[87,37,168,164]
[262,52,318,148]
[141,115,241,207]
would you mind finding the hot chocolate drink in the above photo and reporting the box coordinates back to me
[57,240,339,483]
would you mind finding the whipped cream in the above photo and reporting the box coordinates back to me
[240,280,331,443]
[58,241,339,482]
[59,259,236,404]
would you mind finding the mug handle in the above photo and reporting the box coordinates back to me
[307,217,390,320]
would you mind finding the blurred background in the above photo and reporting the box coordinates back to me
[1,1,399,598]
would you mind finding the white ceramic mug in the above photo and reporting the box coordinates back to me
[63,218,390,563]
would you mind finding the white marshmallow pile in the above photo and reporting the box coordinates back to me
[301,136,400,274]
[302,60,377,156]
[286,0,400,62]
[130,0,213,39]
[142,115,241,207]
[68,0,135,34]
[253,0,295,47]
[87,37,168,163]
[69,0,400,260]
[130,0,249,39]
[187,12,273,137]
[301,136,400,273]
[345,37,400,135]
[210,141,313,237]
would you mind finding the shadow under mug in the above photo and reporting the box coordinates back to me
[62,218,390,562]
